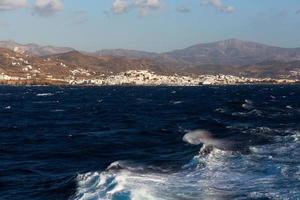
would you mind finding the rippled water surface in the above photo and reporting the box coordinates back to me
[0,85,299,200]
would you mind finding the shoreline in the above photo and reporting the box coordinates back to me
[0,82,299,87]
[1,70,299,87]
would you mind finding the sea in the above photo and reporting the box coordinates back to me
[0,85,299,200]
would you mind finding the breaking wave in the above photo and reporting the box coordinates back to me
[1,85,299,200]
[73,128,300,200]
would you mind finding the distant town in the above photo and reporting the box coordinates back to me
[1,39,300,86]
[1,69,298,86]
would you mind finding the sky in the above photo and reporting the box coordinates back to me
[0,0,300,52]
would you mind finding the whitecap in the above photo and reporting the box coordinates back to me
[214,108,226,113]
[73,129,300,200]
[232,109,263,117]
[74,166,165,200]
[36,93,54,97]
[4,106,11,110]
[170,101,182,105]
[242,99,254,110]
[51,109,65,112]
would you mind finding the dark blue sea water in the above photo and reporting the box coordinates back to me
[0,85,299,200]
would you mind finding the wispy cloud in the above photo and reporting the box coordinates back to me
[0,0,27,11]
[33,0,63,16]
[112,0,162,16]
[202,0,235,14]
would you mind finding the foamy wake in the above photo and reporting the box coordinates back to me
[73,129,300,200]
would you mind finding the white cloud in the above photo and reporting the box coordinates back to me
[113,0,129,14]
[203,0,235,13]
[0,0,27,11]
[34,0,63,16]
[112,0,162,16]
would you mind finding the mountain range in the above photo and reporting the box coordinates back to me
[2,39,300,66]
[0,40,74,57]
[0,39,300,80]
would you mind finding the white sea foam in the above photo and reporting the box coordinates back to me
[4,106,11,110]
[170,101,182,105]
[51,109,65,112]
[232,109,263,117]
[74,129,300,200]
[74,165,166,200]
[36,93,54,97]
[214,107,226,113]
[242,99,254,110]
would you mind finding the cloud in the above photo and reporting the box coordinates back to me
[112,0,128,14]
[0,0,27,11]
[112,0,162,16]
[33,0,63,16]
[202,0,235,13]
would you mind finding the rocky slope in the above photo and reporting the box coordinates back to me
[164,39,300,66]
[3,39,300,66]
[0,48,176,85]
[0,39,300,85]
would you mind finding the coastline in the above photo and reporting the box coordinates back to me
[0,80,299,87]
[0,70,299,86]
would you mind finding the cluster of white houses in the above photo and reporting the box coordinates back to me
[1,69,298,85]
[67,70,298,86]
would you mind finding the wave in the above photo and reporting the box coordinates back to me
[50,109,65,112]
[169,101,183,105]
[73,129,300,200]
[4,106,11,110]
[36,93,54,97]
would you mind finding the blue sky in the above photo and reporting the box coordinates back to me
[0,0,300,52]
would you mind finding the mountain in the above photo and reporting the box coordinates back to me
[0,48,172,84]
[163,39,300,66]
[0,39,300,84]
[3,39,300,67]
[242,60,300,78]
[0,40,74,56]
[48,50,169,74]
